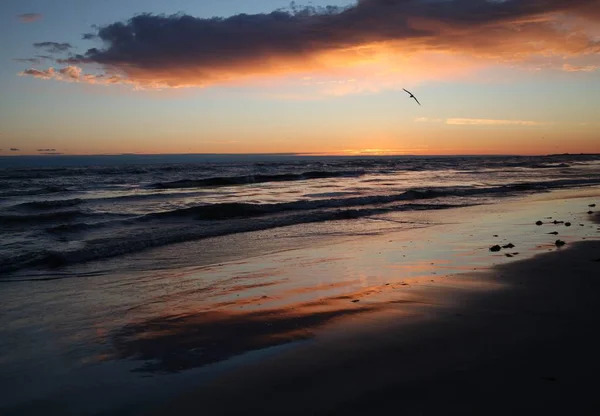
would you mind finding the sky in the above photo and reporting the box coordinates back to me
[0,0,599,156]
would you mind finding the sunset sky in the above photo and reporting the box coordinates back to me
[1,0,599,156]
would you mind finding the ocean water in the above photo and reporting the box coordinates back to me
[1,154,600,278]
[1,153,600,415]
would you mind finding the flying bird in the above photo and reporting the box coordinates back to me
[403,88,421,106]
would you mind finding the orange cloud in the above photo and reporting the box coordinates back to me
[18,0,600,90]
[17,13,42,23]
[562,63,598,72]
[446,118,552,126]
[415,117,552,126]
[18,65,147,88]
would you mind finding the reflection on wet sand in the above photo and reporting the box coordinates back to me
[112,301,377,373]
[108,201,599,376]
[110,260,503,373]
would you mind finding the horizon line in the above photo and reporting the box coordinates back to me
[2,152,599,158]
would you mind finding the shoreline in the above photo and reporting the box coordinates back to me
[1,188,598,416]
[154,203,600,415]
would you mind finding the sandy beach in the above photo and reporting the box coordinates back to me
[1,187,599,416]
[139,191,600,416]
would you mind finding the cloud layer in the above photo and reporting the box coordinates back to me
[416,117,552,126]
[18,0,600,89]
[19,66,130,86]
[33,42,73,53]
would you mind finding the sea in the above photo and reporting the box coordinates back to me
[1,153,600,415]
[1,153,600,278]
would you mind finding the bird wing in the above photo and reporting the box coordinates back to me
[403,88,411,95]
[412,96,421,106]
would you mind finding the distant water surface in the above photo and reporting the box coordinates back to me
[1,154,600,277]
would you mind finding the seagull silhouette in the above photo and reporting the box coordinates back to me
[403,88,421,106]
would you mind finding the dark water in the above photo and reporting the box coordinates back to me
[2,154,600,277]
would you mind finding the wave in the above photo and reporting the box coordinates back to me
[45,222,96,234]
[0,202,462,274]
[13,198,84,210]
[151,170,365,189]
[2,174,600,275]
[0,210,125,227]
[142,194,417,221]
[527,163,571,169]
[143,191,444,221]
[91,190,207,203]
[0,186,69,198]
[143,178,600,222]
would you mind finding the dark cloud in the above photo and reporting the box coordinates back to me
[37,148,57,152]
[10,148,20,152]
[39,152,64,155]
[20,0,600,89]
[14,55,55,65]
[82,33,98,40]
[17,13,42,23]
[14,58,41,64]
[33,42,73,53]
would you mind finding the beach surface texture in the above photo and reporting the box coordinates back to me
[157,193,600,415]
[0,156,599,415]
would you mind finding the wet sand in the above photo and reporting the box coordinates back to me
[2,190,598,416]
[155,214,600,415]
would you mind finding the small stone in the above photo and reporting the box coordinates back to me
[535,221,543,226]
[502,243,515,249]
[588,211,594,214]
[505,253,513,258]
[352,299,360,303]
[548,231,559,235]
[489,245,502,252]
[590,204,596,207]
[493,234,499,237]
[565,222,571,227]
[555,239,566,247]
